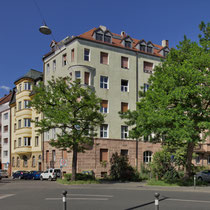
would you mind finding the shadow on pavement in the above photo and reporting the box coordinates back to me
[124,196,169,210]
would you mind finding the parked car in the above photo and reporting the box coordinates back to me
[24,171,42,180]
[40,169,61,181]
[0,169,9,178]
[12,171,26,179]
[196,170,210,182]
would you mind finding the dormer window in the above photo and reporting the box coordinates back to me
[147,46,153,53]
[96,33,103,41]
[104,34,111,43]
[140,44,146,52]
[125,40,131,48]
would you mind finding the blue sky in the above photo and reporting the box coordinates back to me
[0,0,209,98]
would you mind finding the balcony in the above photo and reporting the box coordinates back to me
[15,146,32,155]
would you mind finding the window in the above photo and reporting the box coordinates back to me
[52,150,56,161]
[4,113,8,120]
[14,140,17,149]
[84,72,90,85]
[143,135,151,142]
[100,124,108,138]
[164,50,169,57]
[16,157,20,167]
[121,80,128,92]
[100,149,108,162]
[144,83,149,93]
[23,155,28,167]
[71,49,75,62]
[18,101,22,110]
[100,76,108,89]
[18,138,21,147]
[19,84,22,92]
[96,33,103,41]
[24,118,31,127]
[121,126,128,139]
[140,44,146,51]
[12,157,15,167]
[62,54,67,66]
[121,56,129,69]
[100,52,108,65]
[24,82,32,90]
[75,71,81,81]
[3,138,8,144]
[84,49,90,61]
[53,60,56,71]
[14,123,16,132]
[3,125,8,132]
[195,154,200,164]
[18,120,21,129]
[52,128,56,139]
[104,34,111,43]
[3,151,8,157]
[35,117,39,123]
[62,150,67,159]
[35,136,39,147]
[121,102,128,113]
[121,149,128,156]
[46,63,50,74]
[143,151,152,163]
[24,137,31,146]
[147,46,153,53]
[143,61,153,74]
[125,40,131,48]
[14,107,16,116]
[100,100,108,113]
[32,156,36,167]
[46,150,49,163]
[24,100,31,109]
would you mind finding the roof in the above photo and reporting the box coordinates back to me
[43,27,169,59]
[14,69,43,84]
[0,92,12,105]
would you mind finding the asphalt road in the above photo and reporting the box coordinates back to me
[1,178,210,210]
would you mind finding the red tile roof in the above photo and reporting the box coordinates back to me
[0,92,12,105]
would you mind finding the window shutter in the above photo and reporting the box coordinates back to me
[144,62,153,71]
[100,149,108,162]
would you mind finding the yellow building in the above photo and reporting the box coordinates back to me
[10,69,43,172]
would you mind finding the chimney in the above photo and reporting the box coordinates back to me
[162,40,169,48]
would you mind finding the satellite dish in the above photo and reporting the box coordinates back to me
[39,25,52,35]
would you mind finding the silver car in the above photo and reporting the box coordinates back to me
[196,170,210,182]
[0,170,9,178]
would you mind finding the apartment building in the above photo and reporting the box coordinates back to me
[42,26,168,176]
[0,93,12,174]
[10,69,43,173]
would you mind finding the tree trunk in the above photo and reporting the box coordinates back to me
[71,146,78,181]
[184,142,194,179]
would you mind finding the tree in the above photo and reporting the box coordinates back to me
[31,77,104,181]
[121,22,210,179]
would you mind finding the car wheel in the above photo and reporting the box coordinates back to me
[40,176,43,181]
[49,176,53,181]
[198,177,203,181]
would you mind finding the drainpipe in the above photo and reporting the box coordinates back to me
[135,51,139,170]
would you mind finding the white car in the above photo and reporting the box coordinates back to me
[40,168,61,181]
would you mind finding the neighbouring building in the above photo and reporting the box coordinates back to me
[42,26,170,177]
[10,69,43,173]
[0,92,12,175]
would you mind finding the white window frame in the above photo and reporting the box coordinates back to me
[143,151,152,163]
[121,126,128,139]
[24,137,31,146]
[100,124,108,138]
[75,71,81,81]
[3,150,8,157]
[24,118,31,127]
[100,76,108,89]
[100,100,108,113]
[84,48,90,61]
[121,80,129,92]
[24,100,30,109]
[24,82,32,90]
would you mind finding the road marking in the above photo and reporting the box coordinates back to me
[68,194,113,198]
[167,198,210,204]
[0,194,15,200]
[45,198,109,201]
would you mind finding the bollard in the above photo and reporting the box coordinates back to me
[154,193,160,210]
[194,175,196,190]
[62,190,67,210]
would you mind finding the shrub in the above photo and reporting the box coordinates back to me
[110,152,140,181]
[64,173,95,181]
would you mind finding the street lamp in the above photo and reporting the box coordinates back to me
[39,24,52,35]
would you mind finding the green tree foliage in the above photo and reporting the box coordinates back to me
[30,77,104,181]
[110,152,139,181]
[121,22,210,179]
